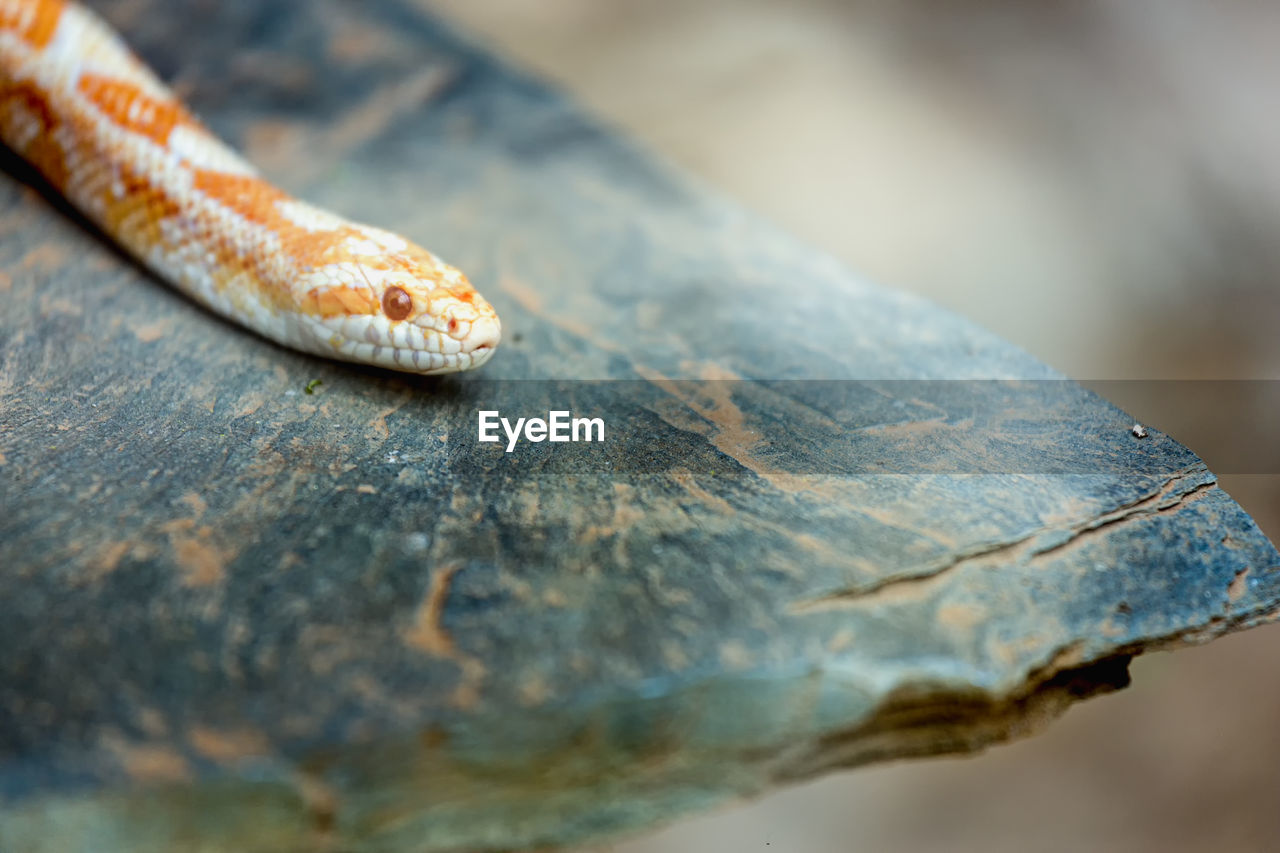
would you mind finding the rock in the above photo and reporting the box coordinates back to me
[1,1,1277,850]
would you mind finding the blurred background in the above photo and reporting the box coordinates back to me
[420,1,1280,851]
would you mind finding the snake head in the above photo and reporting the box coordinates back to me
[295,233,501,375]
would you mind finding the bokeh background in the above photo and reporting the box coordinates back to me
[420,1,1280,850]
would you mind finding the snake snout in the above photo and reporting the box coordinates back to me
[461,313,501,355]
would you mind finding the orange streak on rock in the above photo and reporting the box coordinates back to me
[102,735,191,784]
[173,536,227,587]
[188,725,271,763]
[404,563,462,657]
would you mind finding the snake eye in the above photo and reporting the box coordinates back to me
[382,285,412,320]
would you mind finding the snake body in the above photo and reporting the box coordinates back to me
[0,0,500,374]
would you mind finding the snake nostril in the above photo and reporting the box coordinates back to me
[447,317,459,334]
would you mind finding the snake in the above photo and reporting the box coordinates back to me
[0,0,500,374]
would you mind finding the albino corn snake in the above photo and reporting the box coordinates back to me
[0,0,501,374]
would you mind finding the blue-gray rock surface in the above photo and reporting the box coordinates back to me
[1,1,1277,850]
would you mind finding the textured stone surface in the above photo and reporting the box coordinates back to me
[2,1,1278,851]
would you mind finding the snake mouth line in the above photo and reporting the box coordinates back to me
[299,314,499,374]
[383,334,500,373]
[371,343,495,374]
